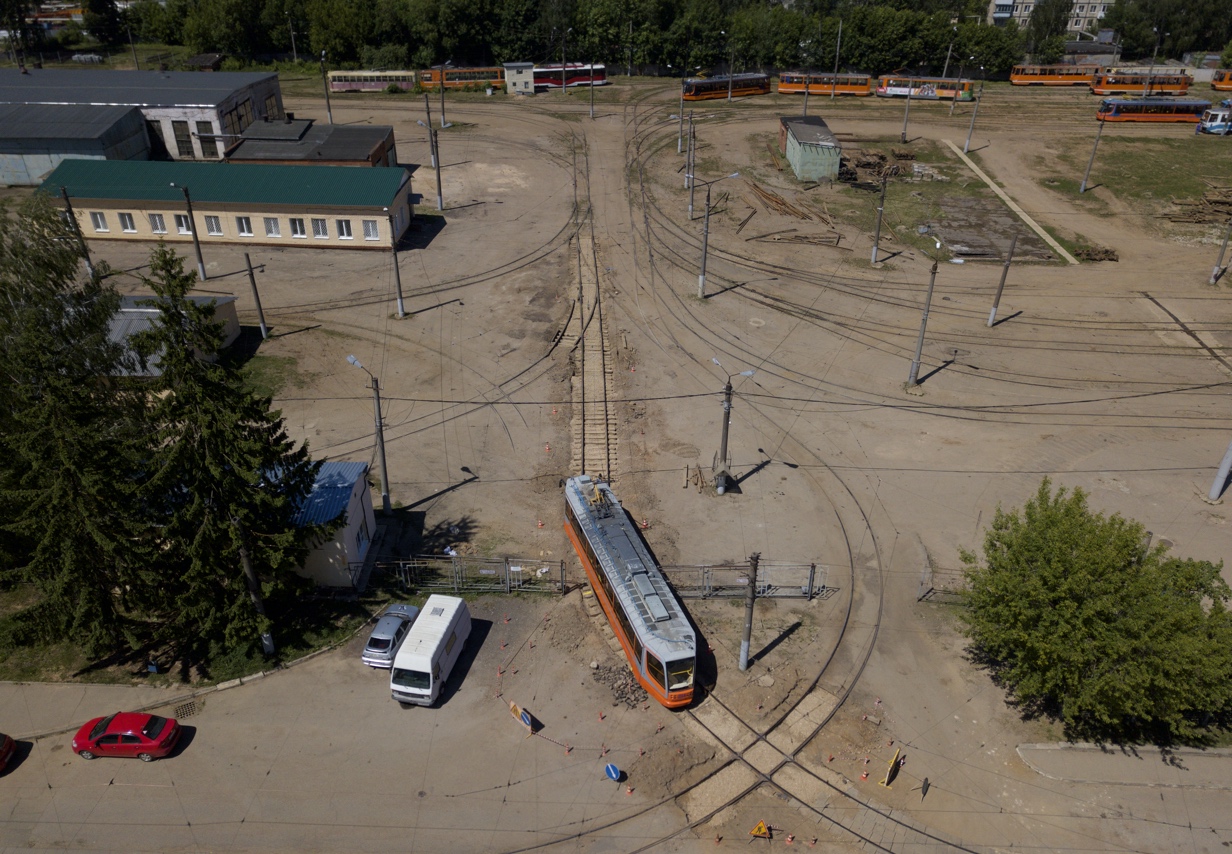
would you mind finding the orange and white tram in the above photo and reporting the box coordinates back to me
[564,475,696,709]
[1212,69,1232,92]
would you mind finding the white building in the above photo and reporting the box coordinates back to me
[294,461,377,588]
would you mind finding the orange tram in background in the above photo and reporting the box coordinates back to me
[1213,69,1232,92]
[777,72,874,96]
[563,475,696,709]
[1090,69,1193,96]
[1010,64,1100,85]
[682,73,771,100]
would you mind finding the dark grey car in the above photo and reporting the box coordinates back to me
[361,604,420,668]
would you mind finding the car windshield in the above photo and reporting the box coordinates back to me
[391,668,431,691]
[367,637,392,651]
[142,716,168,739]
[90,714,117,740]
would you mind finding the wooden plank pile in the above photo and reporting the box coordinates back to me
[1169,186,1232,223]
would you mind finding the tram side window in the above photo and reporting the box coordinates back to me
[646,652,667,690]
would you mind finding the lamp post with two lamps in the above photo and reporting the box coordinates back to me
[711,357,755,495]
[346,355,392,513]
[169,182,206,281]
[693,171,740,298]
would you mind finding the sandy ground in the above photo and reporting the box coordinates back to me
[23,79,1232,852]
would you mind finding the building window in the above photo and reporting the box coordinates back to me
[312,218,328,238]
[264,94,278,118]
[362,220,380,240]
[290,218,306,238]
[236,216,253,236]
[175,214,192,234]
[119,212,135,232]
[172,120,194,158]
[89,211,108,232]
[149,213,167,234]
[238,99,255,131]
[205,215,222,236]
[336,219,353,239]
[197,121,218,158]
[264,217,281,237]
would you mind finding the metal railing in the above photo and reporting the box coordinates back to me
[372,555,567,595]
[660,562,829,599]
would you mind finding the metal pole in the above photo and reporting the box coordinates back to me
[807,564,816,601]
[871,172,888,264]
[831,19,841,99]
[688,117,696,217]
[1080,117,1104,193]
[562,30,568,94]
[942,36,954,80]
[802,56,810,117]
[389,214,406,317]
[963,80,983,154]
[127,22,139,70]
[727,46,734,102]
[439,75,446,126]
[907,261,939,386]
[320,51,333,124]
[423,95,436,167]
[1209,439,1232,501]
[987,232,1018,327]
[900,79,912,144]
[589,59,595,118]
[949,61,965,117]
[627,20,632,77]
[739,552,760,671]
[1209,217,1232,285]
[177,184,207,281]
[244,253,268,339]
[698,183,713,298]
[288,15,296,62]
[715,376,734,493]
[677,83,684,153]
[59,186,96,280]
[371,375,392,513]
[432,129,443,211]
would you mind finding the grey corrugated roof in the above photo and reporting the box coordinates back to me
[109,294,238,377]
[0,103,142,140]
[0,68,277,108]
[294,461,369,527]
[780,116,839,147]
[229,120,391,162]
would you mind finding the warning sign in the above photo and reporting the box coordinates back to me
[750,820,771,839]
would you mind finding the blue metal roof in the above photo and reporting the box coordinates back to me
[294,461,369,527]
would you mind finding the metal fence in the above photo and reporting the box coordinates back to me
[660,562,830,600]
[917,563,966,603]
[373,555,566,595]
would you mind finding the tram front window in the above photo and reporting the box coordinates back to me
[667,658,694,690]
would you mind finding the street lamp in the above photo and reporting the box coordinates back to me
[941,26,957,80]
[347,355,392,513]
[1145,27,1168,98]
[711,356,755,495]
[169,182,206,281]
[950,55,974,117]
[320,50,333,124]
[693,171,740,298]
[963,66,985,154]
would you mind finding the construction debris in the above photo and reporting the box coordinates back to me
[745,180,817,220]
[1168,187,1232,224]
[1074,245,1119,262]
[766,142,783,171]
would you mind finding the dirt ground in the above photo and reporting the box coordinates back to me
[44,79,1232,851]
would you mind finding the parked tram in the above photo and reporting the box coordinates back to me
[534,63,607,89]
[777,72,874,96]
[563,475,696,709]
[1010,64,1100,86]
[1096,97,1210,123]
[1212,68,1232,92]
[1090,69,1192,96]
[1197,103,1231,134]
[875,76,975,101]
[682,73,771,101]
[419,66,506,90]
[328,70,418,92]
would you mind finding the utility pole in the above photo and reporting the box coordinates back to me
[627,20,632,77]
[439,74,447,127]
[727,43,735,102]
[589,58,595,119]
[1209,217,1232,285]
[987,233,1018,327]
[831,18,842,99]
[739,552,760,671]
[907,261,939,386]
[871,171,888,264]
[1080,117,1105,193]
[126,21,139,70]
[1210,439,1232,501]
[347,356,392,513]
[320,51,333,124]
[941,29,955,80]
[287,15,297,62]
[963,77,984,154]
[171,182,207,281]
[59,186,96,280]
[422,96,436,167]
[244,253,269,339]
[900,80,912,144]
[389,213,406,317]
[431,129,443,211]
[677,82,685,153]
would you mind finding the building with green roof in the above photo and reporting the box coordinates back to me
[43,159,413,251]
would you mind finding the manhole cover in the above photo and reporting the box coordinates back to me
[174,701,199,718]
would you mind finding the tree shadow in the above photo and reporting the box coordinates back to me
[412,515,479,556]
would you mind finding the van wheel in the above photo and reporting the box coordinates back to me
[398,702,412,709]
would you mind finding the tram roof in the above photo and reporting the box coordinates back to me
[1099,97,1211,106]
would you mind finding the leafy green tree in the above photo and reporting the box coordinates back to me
[83,0,124,45]
[131,247,324,665]
[961,479,1232,744]
[1025,0,1071,51]
[0,196,148,656]
[1223,38,1232,68]
[183,0,267,56]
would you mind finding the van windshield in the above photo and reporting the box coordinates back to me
[392,668,431,691]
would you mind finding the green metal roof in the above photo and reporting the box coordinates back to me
[41,159,409,208]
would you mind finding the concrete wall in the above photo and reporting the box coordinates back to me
[146,78,285,161]
[298,475,375,588]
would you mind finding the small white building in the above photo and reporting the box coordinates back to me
[294,461,376,588]
[503,62,534,96]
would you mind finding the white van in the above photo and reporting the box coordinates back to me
[390,595,472,707]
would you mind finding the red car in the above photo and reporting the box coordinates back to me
[71,712,180,762]
[0,733,14,772]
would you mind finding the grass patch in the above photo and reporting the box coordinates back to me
[240,354,300,398]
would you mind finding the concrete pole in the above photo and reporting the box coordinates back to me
[738,552,760,671]
[59,186,96,281]
[698,182,714,298]
[677,84,684,153]
[942,35,954,80]
[907,261,939,386]
[439,74,446,126]
[589,59,595,119]
[320,51,333,124]
[963,79,983,153]
[244,253,268,339]
[432,129,443,211]
[176,184,207,281]
[803,64,810,118]
[389,214,406,317]
[830,18,841,99]
[1080,118,1105,194]
[727,45,734,102]
[871,172,888,264]
[1209,217,1232,285]
[900,80,912,144]
[1209,439,1232,501]
[716,377,733,492]
[423,94,435,166]
[288,15,296,62]
[987,232,1018,327]
[371,375,392,513]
